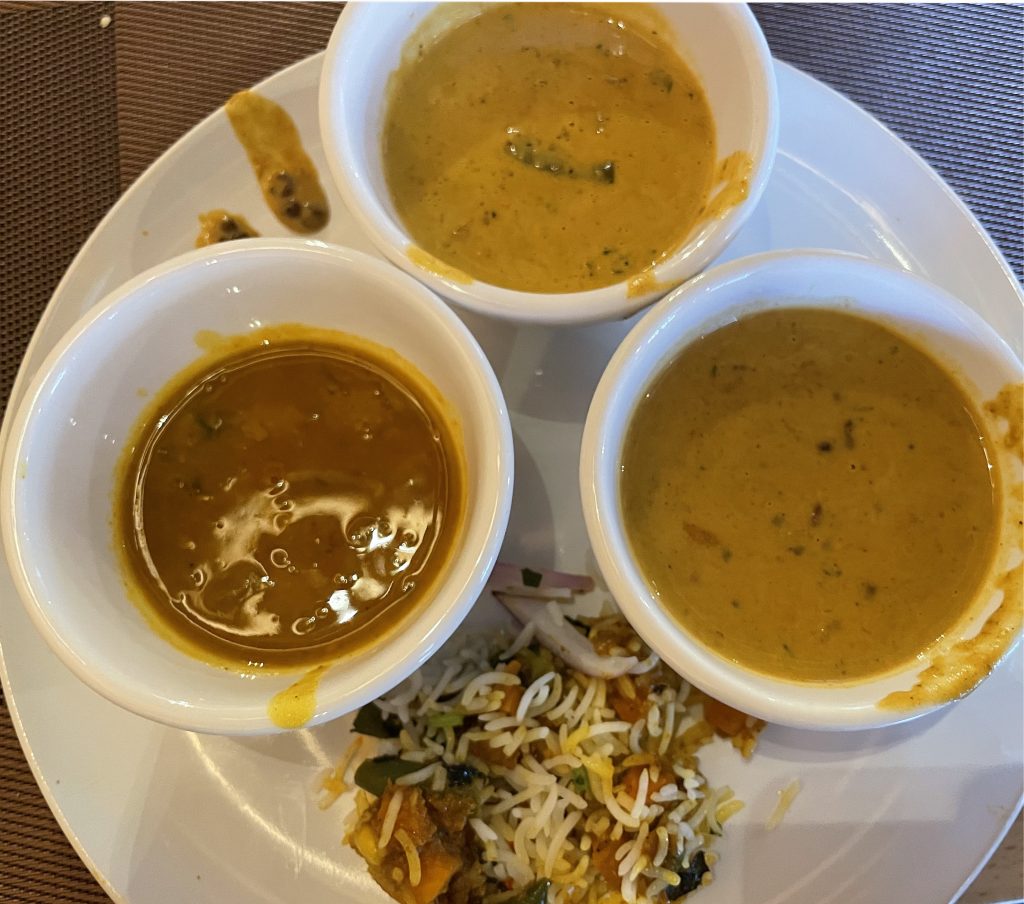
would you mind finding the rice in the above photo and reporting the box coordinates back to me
[393,828,421,886]
[378,786,404,849]
[338,613,762,904]
[765,778,801,831]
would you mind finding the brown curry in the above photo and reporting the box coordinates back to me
[620,308,1001,683]
[115,329,464,670]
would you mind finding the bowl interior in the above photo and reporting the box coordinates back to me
[3,241,512,733]
[583,251,1023,730]
[320,2,777,322]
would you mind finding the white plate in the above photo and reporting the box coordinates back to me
[0,53,1021,904]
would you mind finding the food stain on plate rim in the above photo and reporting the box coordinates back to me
[269,663,331,729]
[878,382,1023,711]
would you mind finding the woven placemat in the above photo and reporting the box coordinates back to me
[0,5,1021,903]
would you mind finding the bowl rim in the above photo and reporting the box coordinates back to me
[318,1,780,325]
[579,247,1024,731]
[0,238,515,734]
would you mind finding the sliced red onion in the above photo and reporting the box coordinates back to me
[494,592,639,679]
[487,562,596,594]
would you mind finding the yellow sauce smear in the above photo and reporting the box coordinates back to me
[269,664,328,729]
[225,90,329,233]
[195,209,260,247]
[880,381,1024,710]
[985,383,1023,456]
[700,150,753,223]
[406,245,473,285]
[626,268,679,300]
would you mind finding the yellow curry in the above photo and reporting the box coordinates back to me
[620,308,1001,683]
[383,3,716,293]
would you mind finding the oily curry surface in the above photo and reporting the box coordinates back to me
[116,334,464,670]
[383,3,716,293]
[620,308,1000,682]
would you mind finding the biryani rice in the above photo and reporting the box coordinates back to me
[326,610,762,904]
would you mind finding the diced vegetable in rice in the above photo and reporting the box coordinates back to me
[327,598,763,904]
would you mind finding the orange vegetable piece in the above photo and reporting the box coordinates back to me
[410,844,461,904]
[591,841,621,889]
[703,697,748,737]
[500,683,524,716]
[621,765,673,803]
[608,690,646,724]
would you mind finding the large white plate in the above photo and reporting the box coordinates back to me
[1,53,1021,904]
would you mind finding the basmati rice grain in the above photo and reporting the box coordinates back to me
[653,826,669,867]
[500,621,537,661]
[378,787,404,849]
[394,829,422,887]
[766,779,801,830]
[630,769,650,821]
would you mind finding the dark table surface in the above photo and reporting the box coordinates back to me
[0,4,1021,902]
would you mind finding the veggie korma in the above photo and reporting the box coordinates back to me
[383,3,716,293]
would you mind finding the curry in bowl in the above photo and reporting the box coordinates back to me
[620,307,1006,685]
[115,325,466,671]
[381,3,732,294]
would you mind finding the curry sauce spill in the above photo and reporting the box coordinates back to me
[699,151,753,224]
[269,664,329,729]
[405,246,474,285]
[620,308,1004,683]
[880,382,1023,709]
[383,3,717,293]
[114,326,465,674]
[225,90,329,233]
[195,209,260,247]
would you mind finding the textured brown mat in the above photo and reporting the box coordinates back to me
[0,4,1021,903]
[755,3,1023,282]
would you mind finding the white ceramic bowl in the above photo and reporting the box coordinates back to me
[0,240,514,734]
[319,2,778,325]
[580,250,1023,730]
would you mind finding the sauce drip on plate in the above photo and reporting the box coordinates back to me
[225,90,330,234]
[195,209,260,247]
